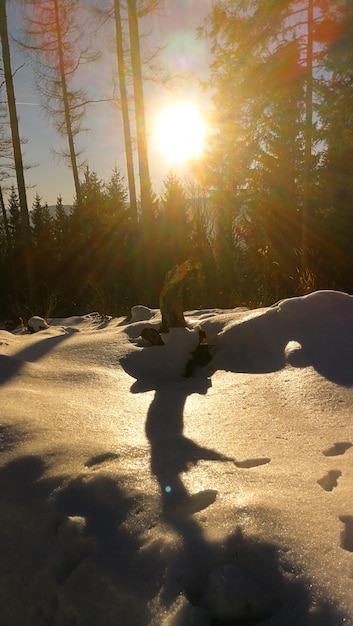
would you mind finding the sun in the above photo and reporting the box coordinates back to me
[154,102,206,165]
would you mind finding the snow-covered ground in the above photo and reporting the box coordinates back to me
[1,290,353,625]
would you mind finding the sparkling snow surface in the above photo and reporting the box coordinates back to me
[1,290,353,625]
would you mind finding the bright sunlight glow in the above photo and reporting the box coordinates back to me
[154,102,206,165]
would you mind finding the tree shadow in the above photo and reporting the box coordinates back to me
[0,328,75,386]
[0,454,159,625]
[125,364,348,624]
[0,454,62,506]
[159,515,346,625]
[0,423,29,453]
[0,449,348,625]
[141,377,232,520]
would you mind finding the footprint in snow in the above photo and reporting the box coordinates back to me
[339,515,353,553]
[234,457,271,469]
[322,442,352,457]
[317,469,342,492]
[84,452,119,468]
[166,489,218,518]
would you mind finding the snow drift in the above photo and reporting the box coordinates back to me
[0,291,353,625]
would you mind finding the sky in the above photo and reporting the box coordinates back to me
[1,289,353,624]
[4,0,212,208]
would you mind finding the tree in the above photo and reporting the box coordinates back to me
[127,0,151,217]
[68,165,134,311]
[53,194,69,250]
[52,194,70,271]
[20,0,99,205]
[0,0,32,299]
[6,185,26,297]
[7,185,21,250]
[31,193,53,243]
[198,2,301,301]
[301,0,314,264]
[101,166,136,307]
[52,194,70,265]
[315,0,353,290]
[0,185,13,297]
[0,185,11,256]
[184,174,213,257]
[90,0,169,303]
[30,193,54,297]
[104,166,129,218]
[248,39,304,295]
[0,187,10,314]
[91,0,165,222]
[198,0,344,302]
[113,0,137,222]
[0,79,13,183]
[159,171,190,271]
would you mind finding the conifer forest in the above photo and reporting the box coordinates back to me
[0,1,353,320]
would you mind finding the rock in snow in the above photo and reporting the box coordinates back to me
[27,315,49,333]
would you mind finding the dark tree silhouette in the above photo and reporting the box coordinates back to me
[0,0,32,299]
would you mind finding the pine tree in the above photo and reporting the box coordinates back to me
[31,193,53,244]
[316,0,353,290]
[198,0,342,302]
[7,186,21,250]
[104,166,129,224]
[160,171,190,275]
[101,167,134,308]
[54,195,69,241]
[30,193,54,298]
[73,166,104,238]
[69,166,134,311]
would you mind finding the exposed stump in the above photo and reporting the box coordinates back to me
[140,259,213,376]
[159,259,201,333]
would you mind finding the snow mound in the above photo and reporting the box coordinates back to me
[204,290,353,384]
[129,305,159,323]
[119,290,353,386]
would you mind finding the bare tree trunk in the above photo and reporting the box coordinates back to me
[53,0,82,206]
[114,0,137,225]
[127,0,151,216]
[0,0,33,300]
[302,0,313,269]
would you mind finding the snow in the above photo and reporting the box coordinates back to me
[1,290,353,625]
[27,315,50,333]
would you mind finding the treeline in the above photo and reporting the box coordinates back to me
[0,168,244,319]
[0,152,352,322]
